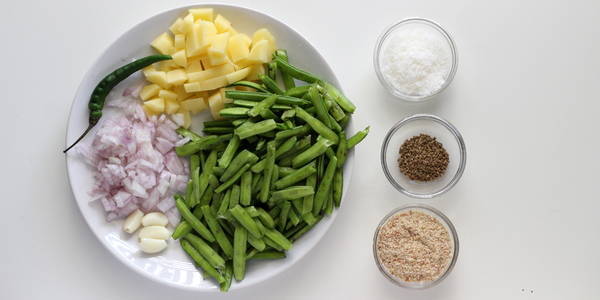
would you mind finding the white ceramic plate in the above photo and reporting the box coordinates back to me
[65,4,354,292]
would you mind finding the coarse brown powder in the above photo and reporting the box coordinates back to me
[376,210,453,282]
[398,134,449,182]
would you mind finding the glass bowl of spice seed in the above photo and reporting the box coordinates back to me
[373,204,459,288]
[380,114,466,198]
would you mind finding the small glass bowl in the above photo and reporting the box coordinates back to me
[381,114,466,198]
[373,204,459,289]
[373,18,458,101]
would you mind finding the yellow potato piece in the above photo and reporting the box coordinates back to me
[252,28,276,48]
[208,32,230,66]
[227,33,251,63]
[247,40,271,64]
[172,50,187,67]
[144,98,165,114]
[246,64,266,81]
[184,75,228,93]
[166,69,188,85]
[164,100,180,114]
[183,13,194,34]
[225,67,251,84]
[151,32,175,55]
[181,97,208,114]
[214,14,232,33]
[172,85,190,101]
[144,70,171,89]
[207,91,225,120]
[140,84,161,101]
[174,34,185,50]
[159,89,178,102]
[187,63,235,82]
[189,8,213,21]
[169,18,184,35]
[186,60,203,73]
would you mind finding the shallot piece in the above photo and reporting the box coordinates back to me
[77,93,189,224]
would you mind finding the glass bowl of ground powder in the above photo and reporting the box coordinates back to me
[374,18,458,101]
[373,204,459,288]
[381,114,466,198]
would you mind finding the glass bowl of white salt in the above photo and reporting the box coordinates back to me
[374,18,458,101]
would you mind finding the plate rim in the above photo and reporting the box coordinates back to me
[65,2,355,292]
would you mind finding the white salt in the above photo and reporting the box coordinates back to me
[380,26,452,97]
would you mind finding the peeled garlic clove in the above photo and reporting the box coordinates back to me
[123,209,144,234]
[138,226,170,240]
[139,238,167,254]
[142,212,169,227]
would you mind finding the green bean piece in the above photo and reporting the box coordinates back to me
[274,162,317,189]
[261,226,293,251]
[256,208,275,229]
[245,206,259,217]
[295,106,339,143]
[210,193,223,215]
[347,126,370,149]
[301,211,317,226]
[217,189,231,217]
[180,240,225,284]
[203,120,234,128]
[219,107,250,118]
[267,61,277,80]
[224,90,311,106]
[284,85,309,97]
[63,54,172,153]
[249,250,286,260]
[263,236,283,251]
[240,171,252,206]
[270,164,279,190]
[271,186,315,202]
[260,108,279,121]
[220,150,258,182]
[313,156,337,215]
[321,81,356,113]
[184,234,226,269]
[325,147,336,160]
[278,135,312,162]
[317,155,325,181]
[259,74,284,94]
[275,49,296,90]
[172,221,193,240]
[247,232,266,251]
[288,208,300,227]
[218,135,240,169]
[278,166,296,177]
[231,118,249,127]
[328,114,342,133]
[308,85,332,128]
[213,165,225,177]
[203,127,234,134]
[183,180,193,207]
[229,205,262,238]
[229,184,240,208]
[273,56,320,84]
[201,205,233,258]
[278,201,291,231]
[228,80,269,93]
[333,168,344,207]
[199,185,214,206]
[281,109,296,121]
[336,131,347,168]
[275,125,310,141]
[175,198,215,242]
[291,215,323,242]
[327,96,346,121]
[251,173,262,193]
[175,135,219,156]
[219,263,233,291]
[259,142,276,203]
[292,137,334,168]
[215,163,252,193]
[177,127,203,141]
[235,119,277,140]
[248,94,277,117]
[324,185,334,215]
[233,226,248,281]
[233,99,292,111]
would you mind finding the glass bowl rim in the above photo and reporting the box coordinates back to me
[380,113,466,198]
[373,17,459,102]
[372,203,460,289]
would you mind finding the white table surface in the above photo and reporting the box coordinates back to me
[3,0,600,299]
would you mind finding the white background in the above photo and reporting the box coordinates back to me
[2,0,599,299]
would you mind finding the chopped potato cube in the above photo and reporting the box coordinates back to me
[172,50,188,67]
[207,91,225,120]
[144,98,165,114]
[181,97,207,114]
[228,33,251,63]
[169,18,184,34]
[154,60,178,71]
[151,32,175,55]
[140,84,161,101]
[189,8,214,21]
[225,67,251,83]
[187,63,235,82]
[184,75,228,92]
[164,100,180,114]
[172,85,190,101]
[252,28,276,48]
[183,13,194,34]
[208,32,230,66]
[159,89,178,102]
[186,60,203,72]
[247,40,271,64]
[144,70,171,88]
[214,14,232,33]
[246,64,266,81]
[166,69,187,85]
[186,23,204,57]
[198,21,217,49]
[174,34,185,50]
